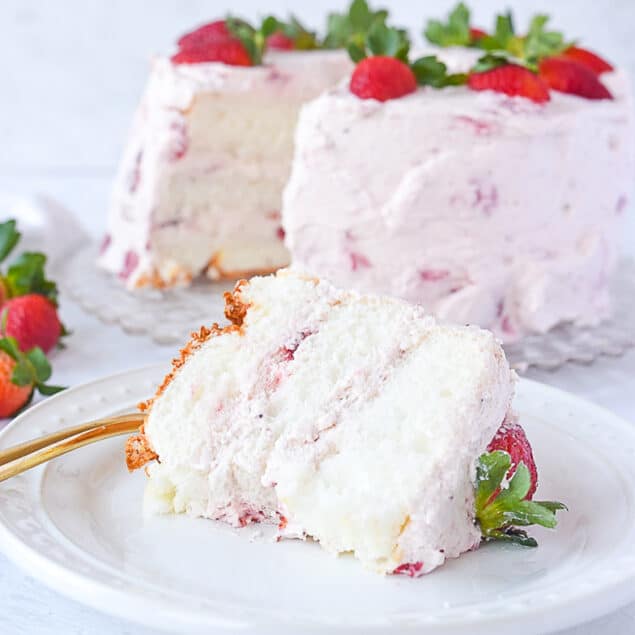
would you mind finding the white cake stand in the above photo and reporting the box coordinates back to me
[60,244,635,371]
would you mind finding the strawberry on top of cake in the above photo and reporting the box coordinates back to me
[127,269,565,576]
[282,5,633,342]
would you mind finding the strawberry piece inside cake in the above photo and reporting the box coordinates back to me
[126,270,564,575]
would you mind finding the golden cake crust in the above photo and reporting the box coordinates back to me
[125,422,158,471]
[126,280,252,470]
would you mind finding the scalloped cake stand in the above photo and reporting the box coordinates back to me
[60,244,635,371]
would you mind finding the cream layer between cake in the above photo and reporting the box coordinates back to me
[99,50,351,288]
[282,47,634,342]
[141,269,514,575]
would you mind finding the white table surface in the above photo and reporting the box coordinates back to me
[1,0,635,631]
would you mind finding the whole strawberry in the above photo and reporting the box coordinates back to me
[350,56,417,102]
[475,419,566,547]
[0,350,32,417]
[1,294,63,354]
[0,337,63,418]
[177,20,232,50]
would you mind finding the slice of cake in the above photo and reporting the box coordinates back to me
[126,269,564,575]
[282,9,634,342]
[98,17,352,289]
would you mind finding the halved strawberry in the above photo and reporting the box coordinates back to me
[539,56,613,100]
[468,64,550,103]
[561,45,613,75]
[267,31,295,51]
[171,39,252,66]
[350,56,417,102]
[177,20,231,50]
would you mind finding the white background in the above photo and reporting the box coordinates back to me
[0,1,634,634]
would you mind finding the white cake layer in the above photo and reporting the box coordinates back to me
[99,51,352,288]
[144,270,514,574]
[282,47,634,342]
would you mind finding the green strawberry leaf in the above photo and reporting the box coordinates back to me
[473,11,567,71]
[261,15,279,39]
[366,23,409,60]
[347,42,367,63]
[324,0,389,49]
[475,450,566,547]
[475,450,510,508]
[486,527,538,547]
[523,15,568,68]
[226,15,281,65]
[25,347,52,383]
[280,15,319,50]
[494,11,515,45]
[0,220,21,264]
[0,336,66,400]
[5,252,59,304]
[11,359,35,386]
[424,2,471,47]
[472,53,510,73]
[0,335,21,361]
[36,383,66,396]
[411,55,467,88]
[536,500,569,513]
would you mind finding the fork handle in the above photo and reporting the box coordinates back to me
[0,415,145,483]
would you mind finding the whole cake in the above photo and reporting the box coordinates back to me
[99,3,392,288]
[282,7,634,341]
[126,269,564,576]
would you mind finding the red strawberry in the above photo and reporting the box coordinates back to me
[0,350,32,418]
[171,39,252,66]
[393,561,424,577]
[350,56,417,102]
[561,46,613,75]
[539,56,613,100]
[470,27,487,41]
[468,64,550,103]
[1,294,62,354]
[267,31,295,51]
[177,20,231,50]
[487,418,537,500]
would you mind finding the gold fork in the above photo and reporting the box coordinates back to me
[0,413,146,483]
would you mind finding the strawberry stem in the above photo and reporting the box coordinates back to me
[475,450,567,546]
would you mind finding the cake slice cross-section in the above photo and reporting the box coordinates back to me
[127,269,563,575]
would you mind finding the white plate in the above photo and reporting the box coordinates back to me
[60,244,635,370]
[1,366,635,635]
